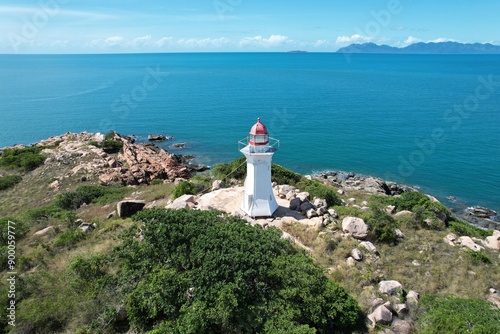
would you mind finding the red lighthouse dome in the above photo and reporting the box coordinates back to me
[248,118,269,146]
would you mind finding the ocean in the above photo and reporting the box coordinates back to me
[0,53,499,212]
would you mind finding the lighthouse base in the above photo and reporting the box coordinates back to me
[241,192,278,218]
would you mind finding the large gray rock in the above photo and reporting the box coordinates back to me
[379,280,403,295]
[306,208,318,219]
[297,192,310,202]
[391,319,413,334]
[368,304,393,325]
[300,201,315,212]
[351,248,363,261]
[487,288,500,308]
[406,290,419,305]
[360,241,377,253]
[342,216,368,239]
[211,180,224,191]
[289,197,302,211]
[458,236,484,251]
[166,195,196,210]
[117,200,146,218]
[484,230,500,250]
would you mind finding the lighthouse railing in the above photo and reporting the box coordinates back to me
[238,137,279,153]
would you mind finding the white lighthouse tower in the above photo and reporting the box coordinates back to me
[239,118,279,217]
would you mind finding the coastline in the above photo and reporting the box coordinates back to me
[1,131,498,230]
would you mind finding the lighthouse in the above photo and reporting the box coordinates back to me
[239,118,279,217]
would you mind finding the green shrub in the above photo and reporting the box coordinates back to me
[118,208,363,333]
[448,218,492,239]
[0,146,48,171]
[417,295,500,333]
[171,181,197,199]
[212,156,247,182]
[367,208,399,244]
[55,185,125,210]
[466,250,492,265]
[54,229,86,248]
[150,179,164,185]
[0,174,22,190]
[302,181,341,207]
[332,205,372,221]
[271,164,303,185]
[100,139,123,154]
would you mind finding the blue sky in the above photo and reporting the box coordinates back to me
[1,0,499,53]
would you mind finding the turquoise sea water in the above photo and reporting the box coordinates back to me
[0,53,499,212]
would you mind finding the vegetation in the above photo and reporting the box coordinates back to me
[367,207,399,244]
[417,295,500,333]
[88,131,123,154]
[466,250,492,265]
[55,185,126,210]
[0,146,48,171]
[448,217,492,238]
[171,180,197,198]
[301,180,341,207]
[0,174,22,191]
[119,208,363,333]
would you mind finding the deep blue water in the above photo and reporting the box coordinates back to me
[0,53,499,212]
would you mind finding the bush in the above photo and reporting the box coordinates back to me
[100,139,123,154]
[271,164,302,185]
[302,181,341,207]
[448,218,492,239]
[466,250,492,265]
[0,146,47,171]
[417,295,500,333]
[150,179,164,185]
[212,156,247,182]
[118,208,363,333]
[54,229,86,248]
[0,174,22,190]
[367,208,399,244]
[55,185,125,210]
[171,181,197,199]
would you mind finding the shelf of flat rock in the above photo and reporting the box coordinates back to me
[312,170,417,196]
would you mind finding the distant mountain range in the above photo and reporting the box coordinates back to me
[336,42,500,54]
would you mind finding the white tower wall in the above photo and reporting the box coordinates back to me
[240,149,278,217]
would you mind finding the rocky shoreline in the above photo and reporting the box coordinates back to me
[312,170,499,230]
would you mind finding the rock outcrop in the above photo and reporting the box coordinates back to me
[117,200,146,218]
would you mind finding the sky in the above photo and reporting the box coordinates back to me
[1,0,499,54]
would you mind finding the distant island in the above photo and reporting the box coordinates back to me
[336,42,500,54]
[287,50,309,53]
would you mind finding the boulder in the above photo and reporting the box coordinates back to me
[342,216,368,239]
[297,192,310,202]
[306,208,318,219]
[279,185,295,194]
[117,200,146,218]
[484,230,500,250]
[328,208,338,218]
[346,257,357,266]
[33,226,54,237]
[360,241,377,253]
[351,248,363,261]
[148,134,172,141]
[300,201,315,212]
[166,195,196,210]
[444,233,457,246]
[368,304,393,325]
[107,211,116,219]
[391,319,413,334]
[458,236,484,252]
[386,205,396,214]
[212,180,224,191]
[289,197,302,211]
[394,210,414,218]
[406,290,419,305]
[285,190,296,200]
[487,288,500,308]
[394,303,408,316]
[379,280,403,295]
[78,222,95,232]
[395,228,404,238]
[313,198,327,208]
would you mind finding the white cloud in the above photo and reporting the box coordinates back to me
[239,35,289,47]
[313,39,329,48]
[177,37,230,48]
[105,36,123,46]
[128,35,152,47]
[155,37,174,48]
[403,35,423,46]
[335,34,372,45]
[427,37,457,43]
